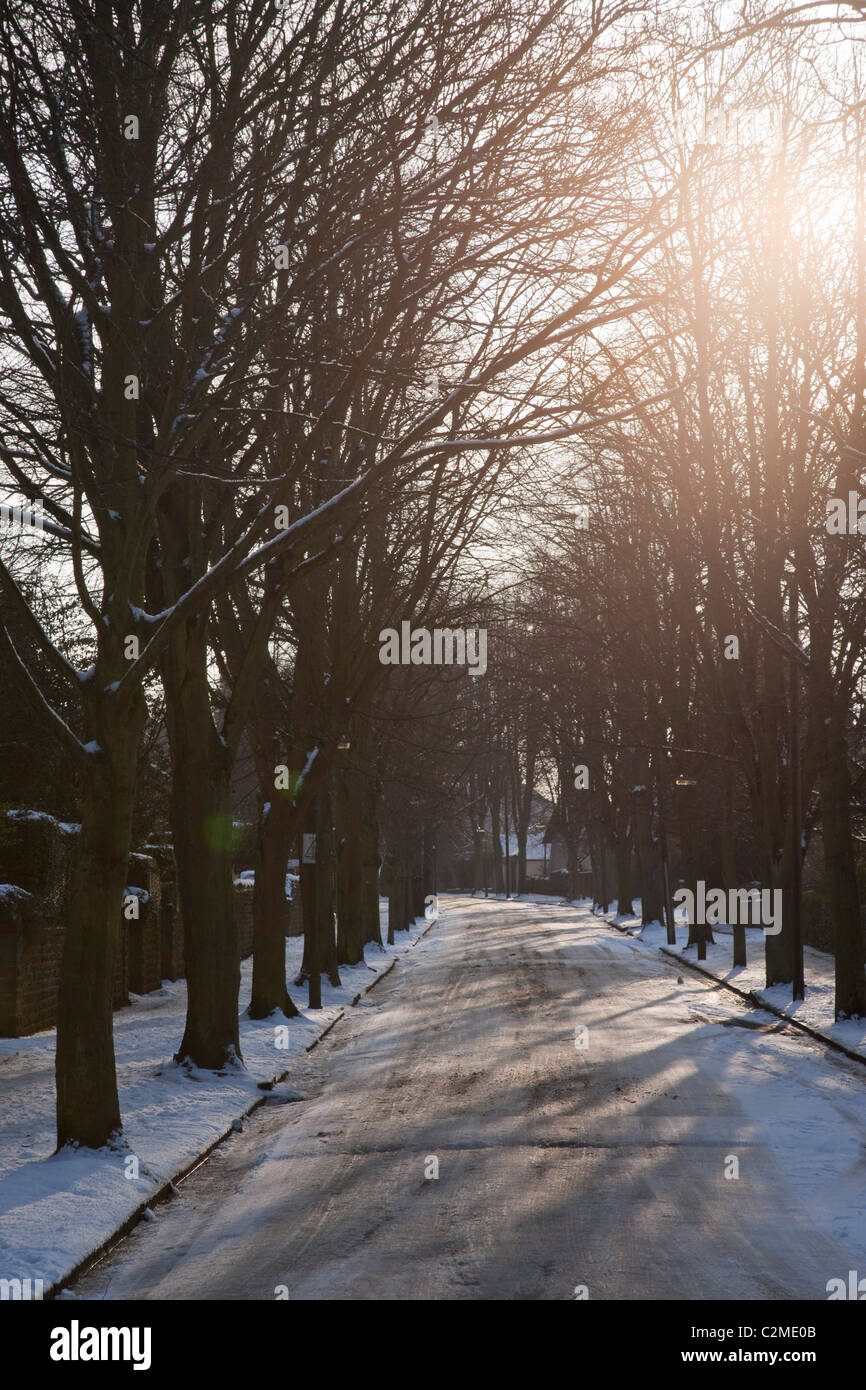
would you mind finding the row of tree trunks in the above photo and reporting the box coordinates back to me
[247,731,385,1014]
[383,826,434,941]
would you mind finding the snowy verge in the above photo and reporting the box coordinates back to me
[0,904,437,1296]
[586,899,866,1065]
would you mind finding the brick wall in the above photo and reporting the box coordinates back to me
[0,814,72,1035]
[0,885,59,1035]
[0,810,72,908]
[0,812,296,1036]
[0,812,138,1035]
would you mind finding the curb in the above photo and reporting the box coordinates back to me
[597,905,866,1068]
[46,911,441,1300]
[596,908,866,1069]
[656,943,866,1069]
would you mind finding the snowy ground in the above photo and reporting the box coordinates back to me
[68,896,866,1301]
[587,898,866,1061]
[0,905,433,1294]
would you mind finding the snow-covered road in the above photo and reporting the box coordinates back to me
[71,898,866,1300]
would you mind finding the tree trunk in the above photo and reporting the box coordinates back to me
[472,825,484,894]
[517,736,537,896]
[592,828,609,912]
[302,868,320,1007]
[614,835,633,917]
[249,796,298,1019]
[170,731,241,1068]
[490,793,504,894]
[386,860,397,945]
[516,822,528,897]
[635,795,663,926]
[360,774,383,948]
[411,838,425,919]
[336,766,365,967]
[386,848,406,942]
[300,804,322,1008]
[822,720,866,1019]
[315,791,339,989]
[682,806,700,948]
[566,834,578,905]
[680,788,714,951]
[159,588,241,1069]
[763,849,791,986]
[296,844,312,987]
[721,770,746,967]
[56,734,141,1149]
[423,823,436,901]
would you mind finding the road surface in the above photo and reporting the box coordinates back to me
[72,896,866,1300]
